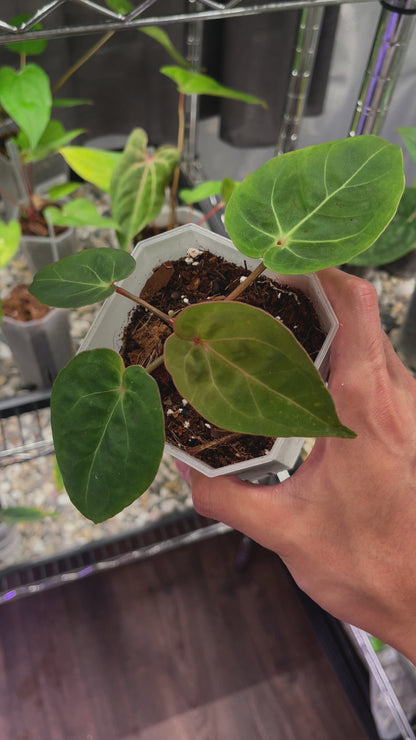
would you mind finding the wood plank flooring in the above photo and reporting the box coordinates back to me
[0,531,369,739]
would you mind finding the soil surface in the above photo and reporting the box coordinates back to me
[2,284,50,322]
[120,250,325,469]
[19,195,66,238]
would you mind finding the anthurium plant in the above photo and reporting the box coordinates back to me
[28,135,404,523]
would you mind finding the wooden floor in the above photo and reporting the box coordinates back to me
[0,531,369,740]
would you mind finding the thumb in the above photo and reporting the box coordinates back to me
[187,466,301,555]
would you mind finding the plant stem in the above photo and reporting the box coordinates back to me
[224,262,266,301]
[0,186,20,208]
[196,201,225,227]
[170,91,185,227]
[115,285,174,327]
[191,432,241,455]
[145,355,165,375]
[52,31,115,94]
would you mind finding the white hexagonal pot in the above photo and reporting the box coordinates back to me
[79,224,338,482]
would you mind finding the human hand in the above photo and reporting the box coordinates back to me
[178,268,416,664]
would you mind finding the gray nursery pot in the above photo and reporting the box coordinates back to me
[1,308,74,389]
[20,227,78,275]
[79,224,338,482]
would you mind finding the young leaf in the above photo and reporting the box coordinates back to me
[48,182,80,200]
[44,199,119,230]
[60,146,122,193]
[349,187,416,266]
[224,136,404,274]
[51,349,165,522]
[0,221,21,269]
[180,181,223,204]
[5,14,48,56]
[29,248,135,308]
[0,507,56,524]
[105,0,134,13]
[161,66,267,108]
[140,27,190,68]
[110,128,180,250]
[165,302,355,439]
[53,98,92,108]
[0,64,52,151]
[19,120,85,162]
[398,127,416,168]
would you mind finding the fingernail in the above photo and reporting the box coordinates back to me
[175,460,191,484]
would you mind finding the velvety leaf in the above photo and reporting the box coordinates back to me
[0,220,21,269]
[0,506,55,524]
[60,146,122,192]
[165,302,355,439]
[225,136,404,274]
[44,199,119,230]
[0,64,52,151]
[5,14,48,56]
[349,187,416,266]
[51,349,165,522]
[398,127,416,168]
[110,128,180,250]
[161,66,267,108]
[180,181,223,204]
[140,27,189,68]
[29,247,135,308]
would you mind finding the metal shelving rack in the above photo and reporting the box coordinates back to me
[1,2,416,738]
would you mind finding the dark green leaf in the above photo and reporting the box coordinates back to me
[140,27,189,68]
[225,136,404,274]
[0,64,52,151]
[44,199,119,230]
[60,146,122,193]
[29,248,135,308]
[51,349,165,522]
[5,14,48,56]
[161,66,267,108]
[165,302,355,439]
[110,128,179,249]
[349,187,416,266]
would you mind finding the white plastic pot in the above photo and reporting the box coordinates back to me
[1,308,74,389]
[79,224,338,481]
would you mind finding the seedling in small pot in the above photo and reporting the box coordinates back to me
[30,135,404,523]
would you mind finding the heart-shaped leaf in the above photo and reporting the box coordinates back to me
[165,302,355,439]
[0,64,52,151]
[0,220,21,269]
[44,199,119,230]
[29,247,135,308]
[110,128,180,250]
[225,136,404,274]
[51,349,165,522]
[349,187,416,266]
[5,14,48,56]
[161,66,267,108]
[60,146,122,192]
[19,119,85,162]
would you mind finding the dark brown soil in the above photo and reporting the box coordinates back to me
[19,196,66,238]
[120,250,325,469]
[2,284,50,321]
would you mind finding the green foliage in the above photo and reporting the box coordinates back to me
[0,221,21,269]
[140,27,190,68]
[0,507,56,524]
[225,136,404,274]
[110,128,180,249]
[180,177,239,205]
[59,146,122,193]
[161,66,267,108]
[51,349,165,522]
[165,301,355,439]
[29,248,135,308]
[349,187,416,266]
[44,199,119,230]
[0,64,52,151]
[5,14,48,56]
[398,127,416,169]
[15,119,85,163]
